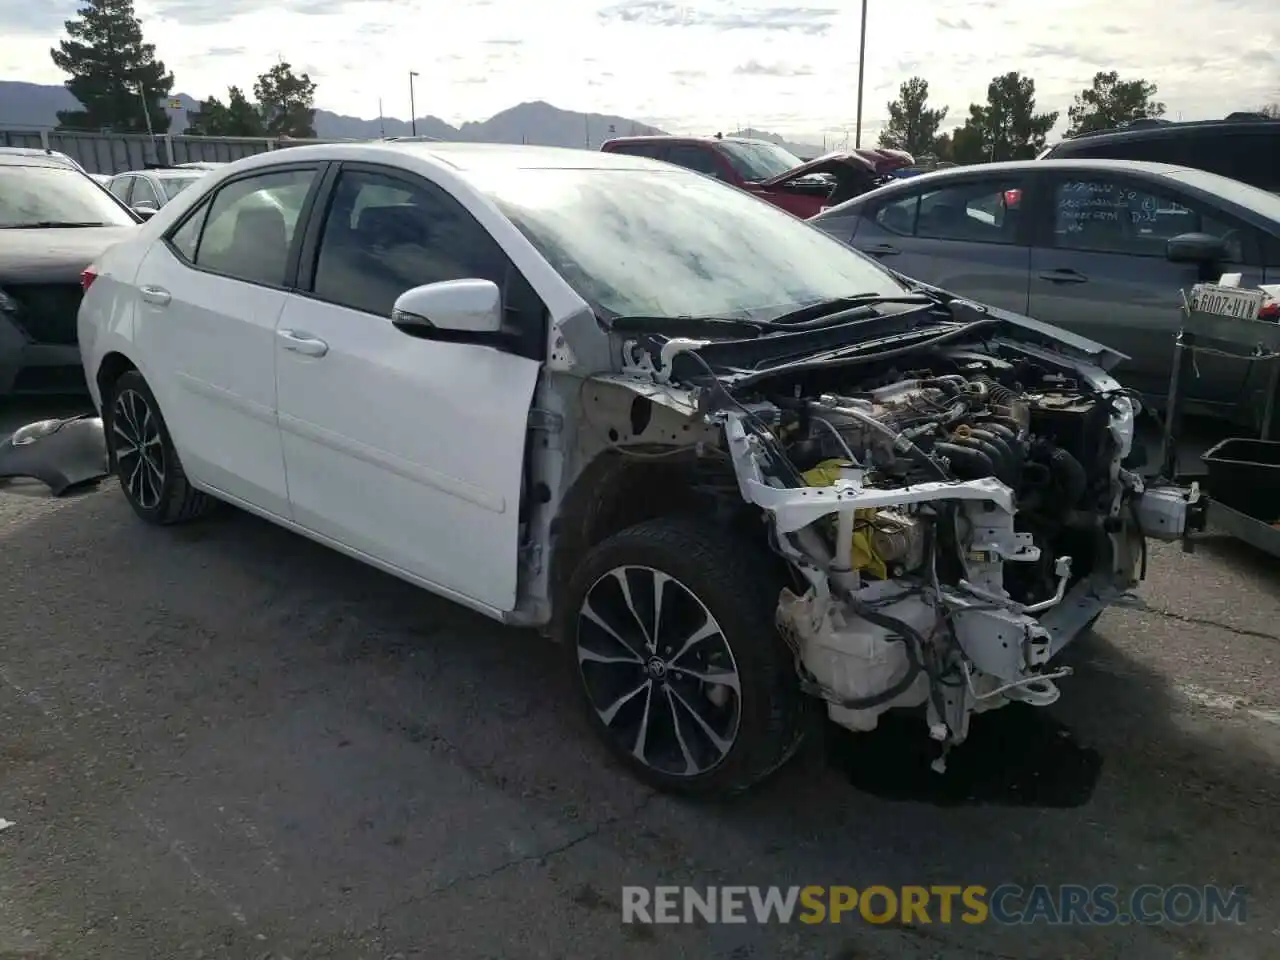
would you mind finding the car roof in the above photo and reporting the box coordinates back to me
[218,140,678,176]
[1051,117,1279,149]
[603,134,776,146]
[113,167,207,178]
[847,157,1195,188]
[0,147,78,169]
[817,157,1280,225]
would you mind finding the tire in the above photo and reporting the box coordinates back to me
[103,369,215,525]
[560,516,804,797]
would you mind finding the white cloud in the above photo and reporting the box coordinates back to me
[2,0,1277,141]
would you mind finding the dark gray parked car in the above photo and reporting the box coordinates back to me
[0,151,138,394]
[811,159,1280,428]
[1039,116,1279,193]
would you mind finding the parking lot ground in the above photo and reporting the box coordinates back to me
[1,399,1279,959]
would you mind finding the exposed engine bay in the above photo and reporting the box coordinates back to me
[599,306,1191,768]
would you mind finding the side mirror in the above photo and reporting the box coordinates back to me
[1166,232,1226,264]
[131,202,158,220]
[391,279,503,336]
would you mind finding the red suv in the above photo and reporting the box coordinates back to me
[600,135,912,218]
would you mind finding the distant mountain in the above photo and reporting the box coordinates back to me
[0,79,822,156]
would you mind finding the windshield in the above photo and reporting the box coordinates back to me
[159,176,202,200]
[715,141,805,181]
[0,164,136,227]
[474,167,907,321]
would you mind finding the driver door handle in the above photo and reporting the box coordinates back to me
[139,285,171,306]
[1038,268,1088,284]
[862,243,900,257]
[278,329,329,357]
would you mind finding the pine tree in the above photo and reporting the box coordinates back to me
[254,62,317,138]
[51,0,175,133]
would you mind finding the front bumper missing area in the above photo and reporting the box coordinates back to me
[0,415,109,495]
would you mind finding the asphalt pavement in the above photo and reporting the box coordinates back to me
[1,396,1278,960]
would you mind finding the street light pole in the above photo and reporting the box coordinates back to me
[134,81,155,139]
[854,0,868,148]
[408,71,419,136]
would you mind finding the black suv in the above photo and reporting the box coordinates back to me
[1040,115,1280,192]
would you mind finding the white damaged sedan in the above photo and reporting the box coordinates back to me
[77,142,1199,795]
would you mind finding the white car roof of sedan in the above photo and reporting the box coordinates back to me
[230,140,669,173]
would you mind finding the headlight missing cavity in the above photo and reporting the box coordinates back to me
[11,419,66,446]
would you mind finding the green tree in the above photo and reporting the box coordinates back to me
[931,130,953,163]
[1261,103,1280,119]
[1066,71,1165,136]
[186,86,265,137]
[950,72,1059,163]
[254,62,317,138]
[50,0,174,133]
[947,121,989,164]
[878,77,949,158]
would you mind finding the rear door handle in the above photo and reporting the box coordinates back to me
[862,243,900,257]
[1038,269,1088,284]
[277,329,329,357]
[139,285,171,306]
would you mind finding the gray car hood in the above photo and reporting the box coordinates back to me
[0,226,137,282]
[956,299,1128,372]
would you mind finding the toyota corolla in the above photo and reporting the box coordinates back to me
[76,142,1195,796]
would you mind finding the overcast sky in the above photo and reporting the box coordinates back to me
[2,0,1277,140]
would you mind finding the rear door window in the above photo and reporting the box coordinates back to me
[189,168,318,287]
[914,179,1025,244]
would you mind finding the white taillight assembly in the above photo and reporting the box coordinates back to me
[81,268,98,292]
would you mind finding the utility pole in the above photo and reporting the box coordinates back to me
[135,81,155,139]
[854,0,868,147]
[408,71,419,136]
[378,98,385,138]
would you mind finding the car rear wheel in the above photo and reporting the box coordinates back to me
[104,369,214,524]
[561,516,803,797]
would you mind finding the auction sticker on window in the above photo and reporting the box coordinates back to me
[1190,283,1265,320]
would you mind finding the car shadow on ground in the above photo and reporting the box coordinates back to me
[6,486,1279,958]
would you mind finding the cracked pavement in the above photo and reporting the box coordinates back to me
[1,400,1279,959]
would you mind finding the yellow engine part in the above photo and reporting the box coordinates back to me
[800,459,887,579]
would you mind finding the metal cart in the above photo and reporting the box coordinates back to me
[1159,284,1280,557]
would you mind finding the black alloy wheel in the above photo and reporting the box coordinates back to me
[562,516,804,796]
[104,369,214,524]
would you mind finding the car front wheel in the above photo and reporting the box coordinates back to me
[103,369,214,524]
[561,516,803,797]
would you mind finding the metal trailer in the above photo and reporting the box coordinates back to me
[1160,289,1280,557]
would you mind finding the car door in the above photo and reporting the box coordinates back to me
[850,174,1033,314]
[132,163,326,517]
[273,163,542,613]
[1026,171,1265,406]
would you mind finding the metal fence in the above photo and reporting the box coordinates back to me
[0,128,337,174]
